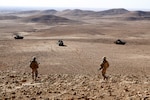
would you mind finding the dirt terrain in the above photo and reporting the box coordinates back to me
[0,8,150,99]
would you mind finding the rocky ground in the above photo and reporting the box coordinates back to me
[0,71,150,100]
[0,10,150,100]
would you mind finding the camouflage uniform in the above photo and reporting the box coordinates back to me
[30,57,39,80]
[99,57,109,80]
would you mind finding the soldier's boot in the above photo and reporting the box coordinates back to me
[103,75,108,80]
[102,73,107,80]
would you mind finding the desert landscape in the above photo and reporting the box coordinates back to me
[0,8,150,100]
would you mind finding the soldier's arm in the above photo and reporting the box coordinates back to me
[99,63,104,70]
[99,67,102,70]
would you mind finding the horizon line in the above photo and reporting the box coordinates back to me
[0,6,150,11]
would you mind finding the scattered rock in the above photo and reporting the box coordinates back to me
[21,79,27,82]
[31,98,36,100]
[0,72,149,100]
[36,91,42,95]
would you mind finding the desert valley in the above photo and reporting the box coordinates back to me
[0,8,150,99]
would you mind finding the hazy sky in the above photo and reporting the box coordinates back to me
[0,0,149,10]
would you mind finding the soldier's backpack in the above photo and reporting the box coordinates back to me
[30,61,39,69]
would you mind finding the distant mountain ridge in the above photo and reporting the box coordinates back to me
[56,9,95,16]
[16,8,150,18]
[41,9,57,15]
[55,8,130,17]
[95,8,129,16]
[0,8,150,21]
[54,8,150,20]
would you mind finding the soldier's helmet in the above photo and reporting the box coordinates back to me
[103,57,106,60]
[32,56,36,61]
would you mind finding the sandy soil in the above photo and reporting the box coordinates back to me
[0,15,150,99]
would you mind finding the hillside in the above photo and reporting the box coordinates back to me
[122,11,150,20]
[55,8,129,18]
[54,8,150,21]
[40,9,57,15]
[22,14,78,24]
[93,8,129,17]
[56,9,95,17]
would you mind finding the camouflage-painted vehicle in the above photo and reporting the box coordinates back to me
[114,39,126,45]
[58,40,64,46]
[14,34,24,39]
